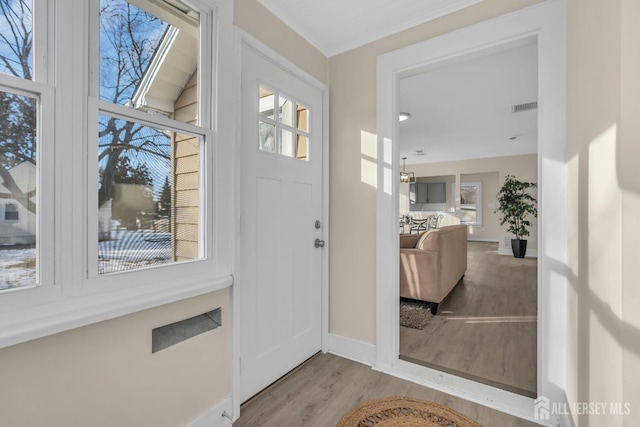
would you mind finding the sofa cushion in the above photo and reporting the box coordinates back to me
[400,233,421,248]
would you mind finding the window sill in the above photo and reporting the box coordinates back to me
[0,274,233,350]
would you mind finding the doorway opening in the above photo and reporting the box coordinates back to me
[397,39,538,398]
[375,2,567,421]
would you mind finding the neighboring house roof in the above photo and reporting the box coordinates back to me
[130,1,198,115]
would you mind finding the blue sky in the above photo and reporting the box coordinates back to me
[0,0,32,78]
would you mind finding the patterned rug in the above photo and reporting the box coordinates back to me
[336,396,481,427]
[399,299,432,330]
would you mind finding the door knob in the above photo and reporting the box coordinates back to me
[314,238,325,248]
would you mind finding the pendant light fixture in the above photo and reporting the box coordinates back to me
[400,157,415,183]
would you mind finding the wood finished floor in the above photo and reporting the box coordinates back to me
[233,353,538,427]
[400,241,537,396]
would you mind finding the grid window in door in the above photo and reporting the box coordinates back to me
[258,86,310,160]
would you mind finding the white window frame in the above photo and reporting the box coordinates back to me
[0,0,235,350]
[459,181,482,226]
[0,1,55,292]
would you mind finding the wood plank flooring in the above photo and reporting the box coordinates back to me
[233,353,538,427]
[400,241,537,396]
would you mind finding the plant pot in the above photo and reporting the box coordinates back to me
[511,239,527,258]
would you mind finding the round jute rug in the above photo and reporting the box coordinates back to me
[336,396,482,427]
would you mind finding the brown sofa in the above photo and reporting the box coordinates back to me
[399,224,468,314]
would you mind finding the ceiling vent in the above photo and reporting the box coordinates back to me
[511,101,538,113]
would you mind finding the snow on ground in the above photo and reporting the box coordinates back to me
[99,230,171,274]
[1,230,173,290]
[0,248,36,291]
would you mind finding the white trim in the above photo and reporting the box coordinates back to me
[232,28,330,422]
[235,28,330,92]
[0,275,232,349]
[374,359,536,422]
[376,1,567,425]
[498,247,538,258]
[466,237,499,243]
[131,26,180,113]
[327,333,376,366]
[188,396,233,427]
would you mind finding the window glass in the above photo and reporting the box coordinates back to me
[95,0,205,276]
[0,0,33,79]
[296,104,308,132]
[257,86,310,161]
[296,135,308,160]
[99,0,199,124]
[97,114,200,274]
[259,87,274,119]
[258,121,276,153]
[0,89,37,290]
[279,128,293,157]
[279,95,294,127]
[460,183,481,225]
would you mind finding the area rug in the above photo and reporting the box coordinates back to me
[399,299,432,330]
[337,396,482,427]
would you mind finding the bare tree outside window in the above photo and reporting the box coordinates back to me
[97,0,200,274]
[0,0,202,285]
[0,0,37,290]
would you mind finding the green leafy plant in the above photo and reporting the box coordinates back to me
[495,175,538,240]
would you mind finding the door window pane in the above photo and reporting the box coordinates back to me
[296,135,308,160]
[257,87,310,161]
[296,104,308,132]
[258,121,276,153]
[0,0,32,79]
[279,128,293,157]
[279,95,294,127]
[0,89,37,290]
[97,114,201,274]
[99,0,199,124]
[259,87,275,119]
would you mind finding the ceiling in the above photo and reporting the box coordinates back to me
[399,41,538,164]
[256,0,485,57]
[256,0,538,165]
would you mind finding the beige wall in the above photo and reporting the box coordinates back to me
[566,0,640,425]
[0,289,230,427]
[328,0,543,344]
[0,2,325,427]
[400,155,537,249]
[234,0,329,85]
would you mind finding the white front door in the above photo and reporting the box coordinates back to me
[240,47,324,402]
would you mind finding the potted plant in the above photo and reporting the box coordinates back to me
[495,175,537,258]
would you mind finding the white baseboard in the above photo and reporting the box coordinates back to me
[498,247,538,258]
[466,237,499,242]
[327,333,376,366]
[189,396,233,427]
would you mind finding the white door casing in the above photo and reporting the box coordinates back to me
[239,46,324,403]
[376,1,566,424]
